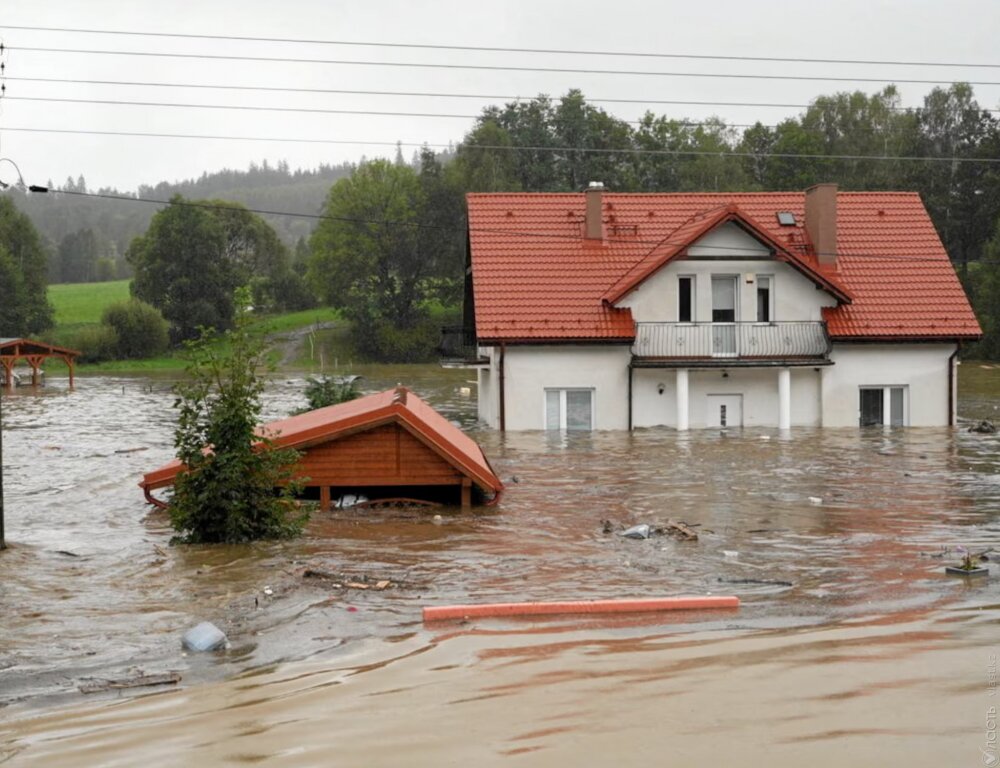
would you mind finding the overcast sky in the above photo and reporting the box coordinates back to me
[2,0,999,193]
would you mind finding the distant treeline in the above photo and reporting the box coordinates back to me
[4,160,356,283]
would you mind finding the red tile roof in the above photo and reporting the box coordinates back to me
[467,191,981,342]
[140,387,503,494]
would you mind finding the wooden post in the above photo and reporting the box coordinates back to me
[461,478,472,510]
[1,386,5,550]
[0,358,13,389]
[65,356,75,389]
[319,485,331,512]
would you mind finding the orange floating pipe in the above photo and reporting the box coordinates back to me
[422,596,739,622]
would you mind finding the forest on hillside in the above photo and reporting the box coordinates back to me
[4,160,355,282]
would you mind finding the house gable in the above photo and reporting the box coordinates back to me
[616,223,839,324]
[602,206,852,307]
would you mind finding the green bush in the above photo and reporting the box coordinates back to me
[169,289,307,544]
[101,299,170,359]
[72,325,120,363]
[372,318,441,362]
[296,375,362,413]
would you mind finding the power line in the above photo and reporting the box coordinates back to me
[10,46,1000,87]
[3,95,775,129]
[4,24,1000,70]
[10,75,994,115]
[24,187,983,265]
[5,125,1000,164]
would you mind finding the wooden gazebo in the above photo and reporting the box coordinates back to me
[0,338,80,388]
[140,386,504,511]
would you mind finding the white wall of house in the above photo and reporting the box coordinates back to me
[477,342,957,430]
[821,343,956,427]
[476,347,498,428]
[616,223,839,323]
[484,345,631,430]
[632,367,822,428]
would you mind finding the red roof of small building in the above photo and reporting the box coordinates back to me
[140,387,503,494]
[466,191,981,342]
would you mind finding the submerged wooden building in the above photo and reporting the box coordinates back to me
[140,387,503,510]
[0,338,79,388]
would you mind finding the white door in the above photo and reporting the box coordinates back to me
[711,276,738,356]
[707,394,743,428]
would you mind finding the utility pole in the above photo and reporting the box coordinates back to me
[1,388,5,550]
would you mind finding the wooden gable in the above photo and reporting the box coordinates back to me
[297,422,464,488]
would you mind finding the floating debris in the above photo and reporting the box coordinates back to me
[808,496,823,505]
[622,524,651,540]
[611,520,698,541]
[302,568,418,590]
[719,578,794,588]
[181,622,227,652]
[969,420,997,434]
[335,494,369,509]
[79,671,181,694]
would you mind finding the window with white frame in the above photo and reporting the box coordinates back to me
[545,388,594,431]
[756,274,774,322]
[859,386,906,427]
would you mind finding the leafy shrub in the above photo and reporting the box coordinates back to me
[297,375,362,413]
[101,299,170,359]
[72,325,120,363]
[372,318,441,362]
[169,289,307,544]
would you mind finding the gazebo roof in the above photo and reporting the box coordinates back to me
[0,338,81,357]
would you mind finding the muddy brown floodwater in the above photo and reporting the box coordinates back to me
[1,363,1000,766]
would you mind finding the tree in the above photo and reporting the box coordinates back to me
[417,147,466,306]
[308,160,444,360]
[909,84,1000,270]
[551,90,635,190]
[965,215,1000,359]
[128,196,234,344]
[454,120,521,192]
[127,197,301,343]
[55,228,100,283]
[0,196,54,336]
[169,290,307,544]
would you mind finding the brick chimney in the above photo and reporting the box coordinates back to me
[585,181,604,241]
[804,183,838,267]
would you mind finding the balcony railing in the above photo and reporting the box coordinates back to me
[438,325,488,365]
[633,321,830,362]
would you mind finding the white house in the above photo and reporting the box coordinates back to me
[444,184,981,431]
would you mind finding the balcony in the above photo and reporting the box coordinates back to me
[632,322,831,367]
[438,325,489,367]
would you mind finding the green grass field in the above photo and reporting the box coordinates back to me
[46,281,348,372]
[48,280,131,330]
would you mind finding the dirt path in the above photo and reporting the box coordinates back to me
[271,321,340,368]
